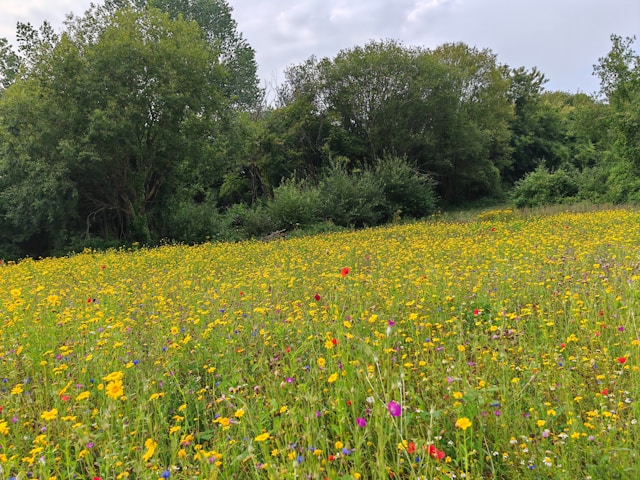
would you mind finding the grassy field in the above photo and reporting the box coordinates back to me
[0,207,639,479]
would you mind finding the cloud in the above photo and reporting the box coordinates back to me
[1,0,639,95]
[407,0,454,23]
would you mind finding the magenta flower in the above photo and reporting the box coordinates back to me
[387,400,402,417]
[356,417,367,427]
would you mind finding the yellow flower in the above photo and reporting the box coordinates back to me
[75,391,90,401]
[317,357,326,368]
[254,432,270,442]
[455,417,472,430]
[215,417,231,428]
[0,421,9,436]
[102,371,124,382]
[327,373,339,383]
[234,409,245,418]
[106,380,124,400]
[41,408,58,421]
[142,438,157,462]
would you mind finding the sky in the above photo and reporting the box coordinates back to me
[1,0,638,96]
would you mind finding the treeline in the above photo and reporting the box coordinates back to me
[0,0,638,259]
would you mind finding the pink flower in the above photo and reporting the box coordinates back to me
[356,417,367,427]
[387,401,402,417]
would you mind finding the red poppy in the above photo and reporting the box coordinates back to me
[601,388,609,395]
[314,294,321,301]
[407,442,416,454]
[332,338,337,346]
[473,309,479,315]
[328,454,335,462]
[341,267,350,277]
[617,357,627,364]
[426,444,445,460]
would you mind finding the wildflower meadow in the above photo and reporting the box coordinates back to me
[0,208,639,479]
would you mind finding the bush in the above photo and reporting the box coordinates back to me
[266,178,322,230]
[511,165,579,208]
[374,154,438,221]
[601,159,640,204]
[218,203,275,240]
[165,197,223,244]
[318,158,386,228]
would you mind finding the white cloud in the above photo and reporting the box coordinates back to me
[407,0,452,22]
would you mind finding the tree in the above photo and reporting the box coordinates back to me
[105,0,262,110]
[0,38,19,90]
[0,6,226,251]
[275,40,513,204]
[428,43,513,202]
[593,35,640,171]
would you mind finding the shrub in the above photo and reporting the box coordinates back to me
[374,154,438,221]
[318,158,386,228]
[165,197,222,244]
[219,203,275,240]
[511,165,579,208]
[266,178,322,230]
[601,159,640,204]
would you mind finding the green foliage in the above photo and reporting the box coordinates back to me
[374,154,438,221]
[0,5,228,252]
[104,0,262,109]
[318,158,386,228]
[0,38,19,90]
[266,178,322,230]
[511,165,579,208]
[594,35,640,169]
[600,159,640,204]
[165,196,222,244]
[506,68,572,183]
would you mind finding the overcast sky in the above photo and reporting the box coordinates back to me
[1,0,638,96]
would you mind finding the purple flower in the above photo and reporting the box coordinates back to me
[356,417,367,428]
[387,401,402,417]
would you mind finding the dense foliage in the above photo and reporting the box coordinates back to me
[0,0,638,259]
